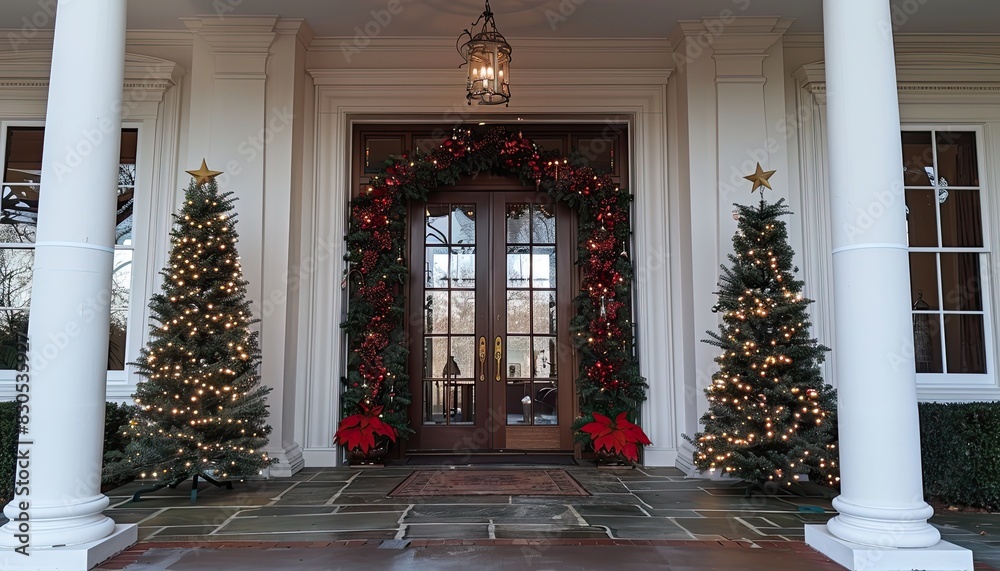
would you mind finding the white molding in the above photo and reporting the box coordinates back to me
[301,68,676,466]
[308,36,672,54]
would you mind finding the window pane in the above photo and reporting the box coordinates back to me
[939,190,982,248]
[904,190,937,247]
[423,291,448,334]
[450,291,475,334]
[506,203,530,244]
[424,246,449,288]
[944,314,986,374]
[909,253,939,310]
[574,136,615,173]
[3,128,43,184]
[450,336,475,379]
[111,250,132,308]
[109,309,128,371]
[451,205,475,245]
[531,204,556,243]
[506,336,530,379]
[532,246,556,288]
[450,247,475,289]
[507,290,530,334]
[364,137,402,173]
[901,131,934,186]
[935,131,978,187]
[533,336,556,379]
[533,290,556,335]
[912,313,942,374]
[424,204,449,245]
[507,380,532,425]
[0,185,38,244]
[0,310,28,370]
[940,253,982,312]
[507,245,531,288]
[534,381,558,424]
[423,337,448,378]
[0,249,33,308]
[116,184,134,245]
[423,380,446,424]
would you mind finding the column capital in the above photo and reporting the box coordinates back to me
[183,15,277,78]
[672,17,792,80]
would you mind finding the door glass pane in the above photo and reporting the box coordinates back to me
[423,380,446,424]
[423,337,449,378]
[507,246,531,288]
[533,291,556,335]
[506,336,530,379]
[901,131,933,186]
[507,380,532,425]
[450,247,475,289]
[905,189,937,248]
[534,381,558,424]
[533,336,556,379]
[944,314,986,374]
[940,253,982,311]
[909,253,939,310]
[450,291,475,334]
[451,380,475,424]
[531,204,556,243]
[935,131,978,187]
[112,250,133,308]
[532,246,556,288]
[940,190,982,248]
[365,137,403,173]
[425,205,450,244]
[425,246,449,288]
[424,291,449,333]
[449,336,476,379]
[451,205,476,244]
[574,136,615,173]
[507,291,530,334]
[506,203,530,243]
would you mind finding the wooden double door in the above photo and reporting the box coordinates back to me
[407,189,575,452]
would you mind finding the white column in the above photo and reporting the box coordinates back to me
[0,0,137,567]
[805,1,972,568]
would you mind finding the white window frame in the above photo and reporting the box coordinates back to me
[903,125,995,388]
[0,120,145,386]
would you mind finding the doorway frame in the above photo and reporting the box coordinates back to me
[299,67,678,467]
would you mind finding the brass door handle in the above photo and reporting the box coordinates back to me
[494,336,503,382]
[479,337,486,381]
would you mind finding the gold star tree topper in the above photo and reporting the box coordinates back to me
[743,162,776,193]
[186,159,223,185]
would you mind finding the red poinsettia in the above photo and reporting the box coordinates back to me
[334,402,397,455]
[580,412,652,463]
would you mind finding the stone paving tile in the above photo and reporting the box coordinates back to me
[105,508,161,524]
[218,510,404,534]
[335,504,412,513]
[573,504,648,517]
[492,524,609,539]
[404,503,575,524]
[585,516,695,540]
[403,523,490,539]
[633,492,797,512]
[233,506,339,517]
[148,531,399,543]
[137,507,242,527]
[340,476,409,494]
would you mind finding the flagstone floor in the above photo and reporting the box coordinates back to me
[98,464,1000,569]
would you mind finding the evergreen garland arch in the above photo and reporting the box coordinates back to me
[340,126,648,452]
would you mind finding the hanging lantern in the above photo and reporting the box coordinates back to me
[457,0,512,106]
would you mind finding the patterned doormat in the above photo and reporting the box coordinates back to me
[388,469,590,497]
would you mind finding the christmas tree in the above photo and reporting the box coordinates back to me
[106,161,274,485]
[687,164,839,488]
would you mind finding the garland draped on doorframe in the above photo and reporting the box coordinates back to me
[340,126,649,451]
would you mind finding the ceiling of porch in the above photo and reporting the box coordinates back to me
[1,0,998,37]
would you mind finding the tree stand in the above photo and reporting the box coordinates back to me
[132,472,233,504]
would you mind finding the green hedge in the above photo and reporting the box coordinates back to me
[919,401,1000,511]
[0,401,17,502]
[0,401,137,501]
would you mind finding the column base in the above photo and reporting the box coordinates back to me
[805,525,973,571]
[267,442,305,478]
[0,523,136,570]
